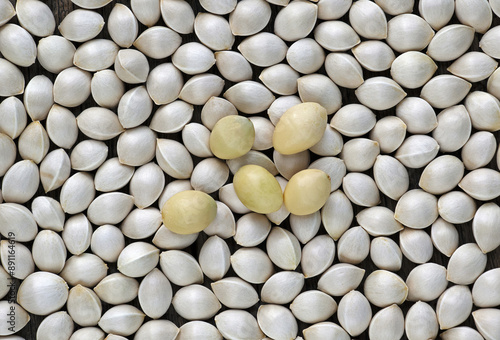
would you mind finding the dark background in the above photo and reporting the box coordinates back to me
[5,0,500,338]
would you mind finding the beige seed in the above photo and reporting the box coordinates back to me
[91,225,125,263]
[373,155,409,200]
[473,308,500,340]
[238,32,288,67]
[266,227,301,270]
[465,91,500,132]
[303,322,350,340]
[341,138,380,172]
[342,173,380,207]
[230,247,274,284]
[0,203,43,241]
[462,131,497,170]
[60,253,108,288]
[215,310,264,340]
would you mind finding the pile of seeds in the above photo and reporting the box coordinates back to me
[0,0,500,338]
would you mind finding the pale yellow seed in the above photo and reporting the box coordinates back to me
[273,102,327,155]
[209,115,255,160]
[284,169,331,216]
[233,164,283,214]
[161,190,217,235]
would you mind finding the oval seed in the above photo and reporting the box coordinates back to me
[210,115,255,160]
[284,169,331,216]
[161,190,217,235]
